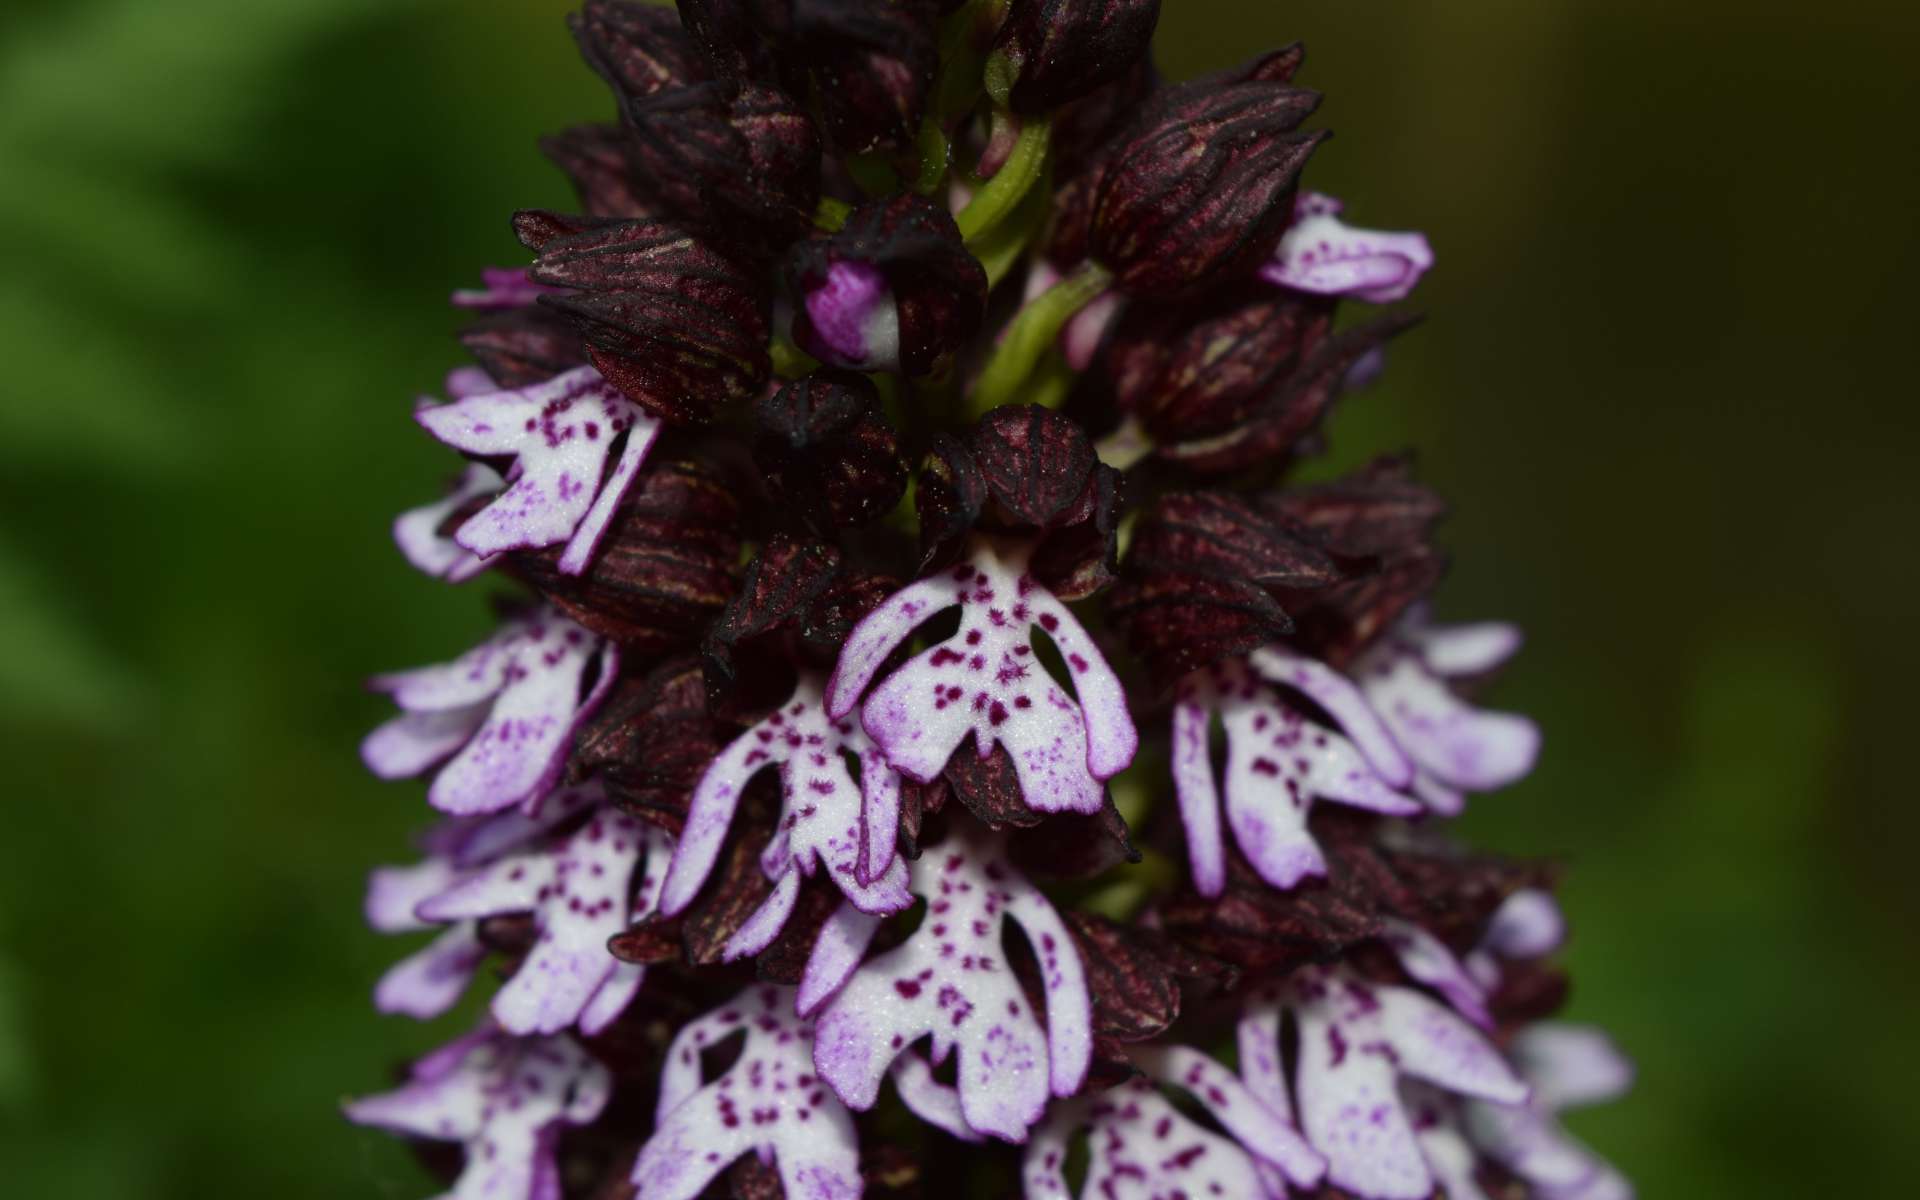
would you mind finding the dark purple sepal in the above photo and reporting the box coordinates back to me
[457,307,589,389]
[570,0,712,103]
[1107,489,1341,683]
[508,458,742,653]
[754,371,909,528]
[912,433,988,570]
[567,655,722,833]
[518,213,771,424]
[675,0,795,81]
[1007,793,1138,880]
[786,194,986,376]
[794,0,939,155]
[540,124,658,220]
[1154,310,1421,473]
[970,404,1099,528]
[1158,844,1383,975]
[992,0,1161,115]
[623,80,822,250]
[698,534,848,712]
[678,777,781,964]
[1086,53,1325,297]
[1044,56,1160,268]
[1065,910,1229,1047]
[1265,455,1449,665]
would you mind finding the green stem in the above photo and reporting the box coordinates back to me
[955,114,1050,245]
[970,168,1050,291]
[911,120,950,196]
[969,260,1112,414]
[770,337,820,380]
[814,196,851,232]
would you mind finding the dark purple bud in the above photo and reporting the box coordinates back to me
[676,0,794,80]
[912,433,987,569]
[990,0,1161,115]
[1154,310,1421,472]
[1314,810,1552,951]
[518,213,771,423]
[1085,283,1334,444]
[1026,460,1120,601]
[786,194,986,375]
[623,80,822,248]
[1084,52,1325,296]
[794,0,939,155]
[1008,793,1137,879]
[969,404,1098,528]
[570,0,712,102]
[1108,490,1341,683]
[509,458,742,652]
[1160,844,1383,975]
[700,534,841,710]
[1264,455,1448,664]
[943,739,1044,830]
[539,124,657,220]
[457,306,588,389]
[568,655,723,830]
[754,371,909,527]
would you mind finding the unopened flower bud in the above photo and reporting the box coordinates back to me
[754,370,909,528]
[786,193,986,375]
[989,0,1161,115]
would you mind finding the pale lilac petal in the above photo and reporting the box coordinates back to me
[723,867,804,960]
[428,623,602,815]
[1171,692,1229,897]
[1510,1023,1634,1111]
[825,572,964,718]
[811,828,1089,1142]
[1019,1103,1076,1198]
[579,961,647,1036]
[1134,1043,1325,1186]
[1236,997,1292,1122]
[1028,587,1138,778]
[393,463,503,581]
[374,924,487,1019]
[1383,918,1494,1030]
[1276,966,1525,1199]
[634,986,861,1200]
[1355,625,1540,793]
[372,628,514,709]
[1411,769,1468,816]
[365,858,459,933]
[891,1053,983,1142]
[414,366,659,570]
[555,413,660,574]
[1030,1077,1293,1200]
[857,747,902,886]
[1463,1098,1607,1196]
[1408,620,1523,677]
[360,705,489,779]
[1378,986,1528,1104]
[442,782,604,868]
[850,543,1133,815]
[1481,888,1566,961]
[1263,193,1434,304]
[347,1030,607,1200]
[1249,646,1414,787]
[796,902,882,1016]
[662,676,912,931]
[1405,1086,1492,1200]
[452,266,558,311]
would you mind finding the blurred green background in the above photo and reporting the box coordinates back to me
[2,0,1912,1195]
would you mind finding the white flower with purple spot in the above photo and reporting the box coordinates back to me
[393,462,504,583]
[1352,612,1542,815]
[361,607,616,815]
[1262,192,1435,304]
[1023,1043,1325,1199]
[1239,965,1529,1200]
[1171,653,1422,896]
[344,1025,609,1200]
[418,805,670,1036]
[414,364,661,576]
[1413,1024,1635,1200]
[826,539,1138,817]
[365,783,608,1021]
[632,985,862,1200]
[799,826,1092,1142]
[658,674,913,960]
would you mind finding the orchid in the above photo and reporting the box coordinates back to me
[345,1025,609,1200]
[827,539,1137,817]
[658,673,912,960]
[362,607,614,815]
[349,5,1632,1196]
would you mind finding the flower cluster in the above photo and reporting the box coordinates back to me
[348,4,1632,1198]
